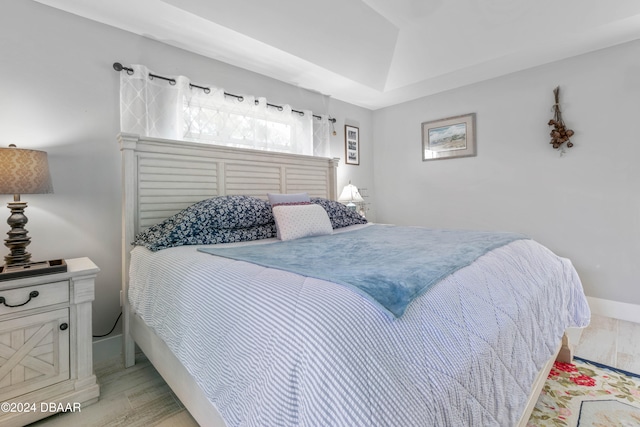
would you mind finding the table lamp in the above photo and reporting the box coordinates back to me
[0,145,53,266]
[338,182,364,211]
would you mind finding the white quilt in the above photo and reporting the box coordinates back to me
[129,226,590,427]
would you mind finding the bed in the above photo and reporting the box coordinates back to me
[118,132,590,427]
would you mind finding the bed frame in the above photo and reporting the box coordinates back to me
[118,132,571,427]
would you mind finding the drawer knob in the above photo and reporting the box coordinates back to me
[0,290,39,308]
[60,323,68,331]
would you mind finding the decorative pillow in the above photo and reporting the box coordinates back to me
[310,198,368,229]
[267,192,310,206]
[272,204,333,241]
[134,223,276,251]
[132,195,276,251]
[194,195,275,229]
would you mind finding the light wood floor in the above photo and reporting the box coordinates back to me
[29,352,199,427]
[574,313,640,374]
[30,314,640,427]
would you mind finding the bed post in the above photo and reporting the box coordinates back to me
[329,158,339,200]
[118,133,139,368]
[556,332,574,363]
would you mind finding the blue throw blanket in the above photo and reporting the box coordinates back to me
[198,225,527,318]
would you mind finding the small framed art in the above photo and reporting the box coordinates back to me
[422,113,476,161]
[345,125,360,165]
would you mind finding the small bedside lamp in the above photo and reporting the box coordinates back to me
[0,145,53,265]
[338,182,364,211]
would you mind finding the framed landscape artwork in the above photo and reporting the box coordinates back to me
[345,125,360,165]
[422,113,476,161]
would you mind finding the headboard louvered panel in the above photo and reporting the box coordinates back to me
[224,163,282,197]
[138,156,219,229]
[285,167,330,198]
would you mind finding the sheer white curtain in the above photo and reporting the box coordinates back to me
[313,114,332,157]
[119,64,330,157]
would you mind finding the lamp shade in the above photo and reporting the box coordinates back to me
[0,147,53,195]
[338,183,364,203]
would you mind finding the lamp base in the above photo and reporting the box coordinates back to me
[0,259,67,281]
[4,199,32,265]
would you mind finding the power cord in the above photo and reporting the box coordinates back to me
[93,312,122,338]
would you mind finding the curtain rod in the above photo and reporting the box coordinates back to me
[113,62,335,123]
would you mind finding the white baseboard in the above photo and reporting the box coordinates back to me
[586,297,640,324]
[92,334,122,364]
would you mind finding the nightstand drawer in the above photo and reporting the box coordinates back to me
[0,282,69,316]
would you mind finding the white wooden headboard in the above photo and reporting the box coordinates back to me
[117,132,339,364]
[118,133,339,234]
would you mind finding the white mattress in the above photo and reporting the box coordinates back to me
[129,225,590,427]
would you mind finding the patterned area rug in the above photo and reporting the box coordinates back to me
[528,357,640,426]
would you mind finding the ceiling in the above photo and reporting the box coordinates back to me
[34,0,640,109]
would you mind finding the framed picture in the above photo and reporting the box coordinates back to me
[422,113,476,161]
[345,125,360,165]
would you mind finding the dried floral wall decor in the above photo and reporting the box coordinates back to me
[548,86,574,152]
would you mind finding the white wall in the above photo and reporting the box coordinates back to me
[1,0,374,336]
[372,40,640,305]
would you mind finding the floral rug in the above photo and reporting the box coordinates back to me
[528,357,640,426]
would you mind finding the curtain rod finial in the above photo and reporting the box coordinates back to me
[113,62,134,75]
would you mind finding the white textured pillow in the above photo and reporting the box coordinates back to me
[272,204,333,241]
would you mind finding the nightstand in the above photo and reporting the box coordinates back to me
[0,258,100,427]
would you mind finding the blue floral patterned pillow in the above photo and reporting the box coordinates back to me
[133,195,276,251]
[310,198,368,229]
